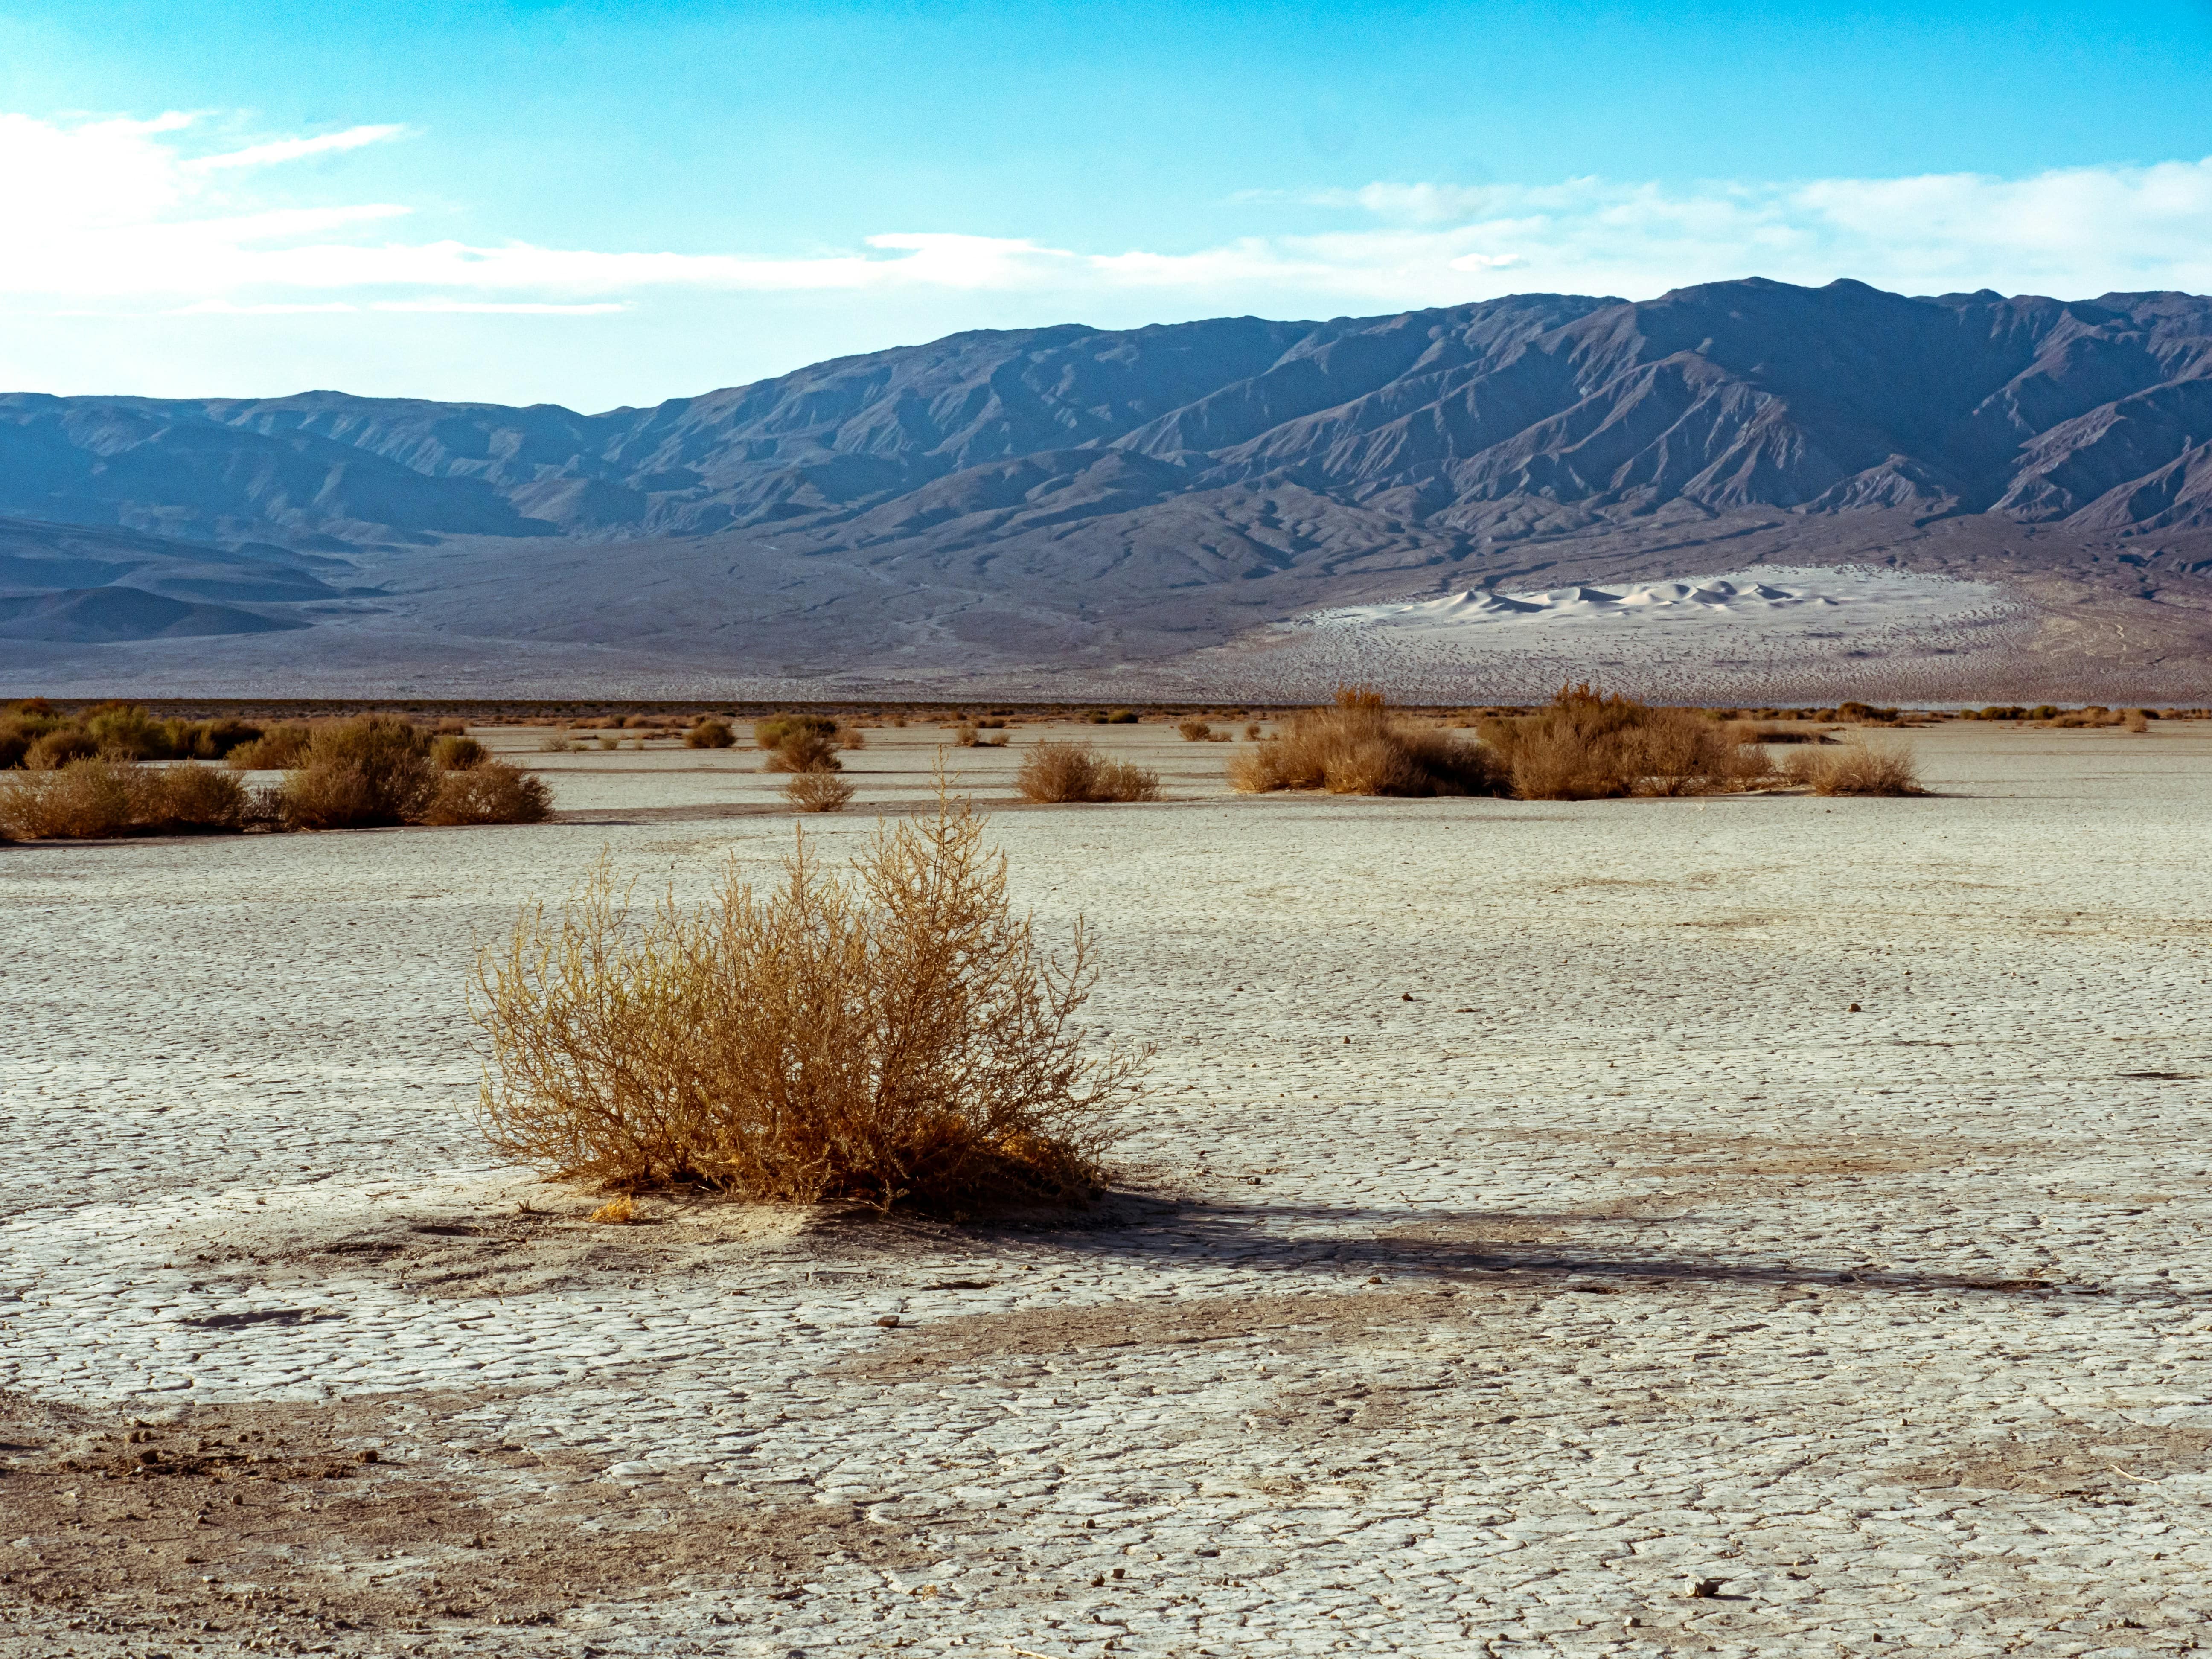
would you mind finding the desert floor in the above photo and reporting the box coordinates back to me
[5,721,2212,1656]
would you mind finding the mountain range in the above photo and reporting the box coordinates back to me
[6,276,2212,700]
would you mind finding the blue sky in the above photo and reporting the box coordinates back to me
[3,0,2209,407]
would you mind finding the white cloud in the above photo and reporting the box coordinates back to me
[3,109,2210,339]
[369,300,627,314]
[185,125,409,173]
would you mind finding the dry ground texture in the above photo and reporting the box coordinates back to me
[7,720,2212,1656]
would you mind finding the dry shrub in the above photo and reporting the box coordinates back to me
[537,731,578,753]
[226,724,313,770]
[1784,741,1925,797]
[685,718,736,749]
[1242,722,1261,741]
[0,759,136,837]
[422,762,554,825]
[595,733,622,750]
[25,728,99,770]
[0,760,245,838]
[588,1196,635,1225]
[953,722,981,748]
[1016,742,1161,803]
[1479,685,1770,800]
[147,764,250,833]
[473,796,1147,1210]
[785,771,857,812]
[2124,708,2151,733]
[763,728,843,773]
[280,715,437,830]
[431,734,487,771]
[755,713,838,750]
[1229,686,1505,797]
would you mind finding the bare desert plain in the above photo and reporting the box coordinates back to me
[8,718,2212,1657]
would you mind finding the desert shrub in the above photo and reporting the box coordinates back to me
[279,715,438,830]
[1231,686,1506,797]
[79,703,163,759]
[431,734,488,771]
[840,726,868,749]
[226,724,313,770]
[785,771,857,812]
[1742,723,1829,745]
[431,718,469,736]
[1478,685,1770,800]
[1177,719,1214,742]
[184,718,262,760]
[538,731,578,753]
[25,728,99,770]
[0,759,245,838]
[0,759,137,837]
[754,713,838,750]
[1784,741,1924,797]
[1016,742,1161,803]
[144,765,249,833]
[763,728,843,773]
[953,722,980,748]
[2125,708,2151,733]
[1243,722,1261,741]
[685,718,736,749]
[422,761,553,825]
[472,796,1148,1209]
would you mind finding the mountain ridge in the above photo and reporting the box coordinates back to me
[6,276,2212,700]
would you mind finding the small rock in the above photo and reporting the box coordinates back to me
[875,1315,901,1329]
[1685,1576,1724,1598]
[1848,1002,1862,1012]
[355,1449,378,1464]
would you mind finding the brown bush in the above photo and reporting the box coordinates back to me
[0,760,246,838]
[754,713,839,750]
[226,724,313,770]
[422,762,554,825]
[785,771,857,812]
[25,728,99,770]
[1229,686,1505,797]
[763,728,843,773]
[2124,708,2151,733]
[1016,742,1161,803]
[0,759,136,837]
[144,764,250,833]
[279,715,438,830]
[953,722,981,747]
[431,734,488,771]
[685,718,736,748]
[472,795,1148,1210]
[1479,685,1771,800]
[1176,718,1214,741]
[1784,741,1925,797]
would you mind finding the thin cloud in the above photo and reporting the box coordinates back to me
[369,300,627,314]
[185,124,408,172]
[5,111,2210,320]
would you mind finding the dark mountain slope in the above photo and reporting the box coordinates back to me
[6,280,2211,558]
[6,278,2212,689]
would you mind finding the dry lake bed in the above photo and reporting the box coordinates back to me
[6,720,2212,1656]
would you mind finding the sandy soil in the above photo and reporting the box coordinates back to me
[6,721,2212,1655]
